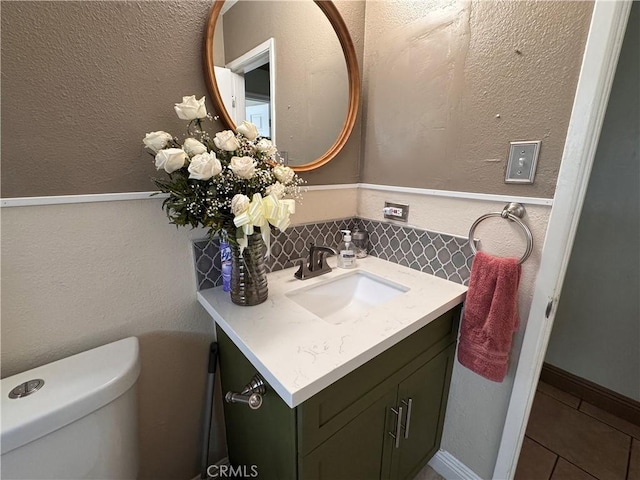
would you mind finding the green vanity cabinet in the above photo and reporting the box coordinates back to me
[216,304,461,480]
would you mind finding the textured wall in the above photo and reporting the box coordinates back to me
[1,0,363,198]
[361,0,593,198]
[1,0,212,198]
[1,199,222,480]
[2,0,592,198]
[545,3,640,401]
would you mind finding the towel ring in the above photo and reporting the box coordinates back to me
[468,203,533,265]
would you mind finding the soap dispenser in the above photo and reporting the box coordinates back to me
[352,227,368,258]
[337,230,356,269]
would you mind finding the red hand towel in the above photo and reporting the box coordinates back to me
[457,251,521,382]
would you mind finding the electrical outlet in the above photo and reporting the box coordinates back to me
[383,202,409,222]
[505,141,541,184]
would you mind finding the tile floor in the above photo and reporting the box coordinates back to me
[516,381,640,480]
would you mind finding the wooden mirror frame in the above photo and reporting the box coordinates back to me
[203,0,360,172]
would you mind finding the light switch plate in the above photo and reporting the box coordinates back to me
[505,141,541,184]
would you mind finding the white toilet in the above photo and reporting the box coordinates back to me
[1,337,141,479]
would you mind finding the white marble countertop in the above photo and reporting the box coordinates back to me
[197,256,467,408]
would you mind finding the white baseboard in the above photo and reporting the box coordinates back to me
[429,449,482,480]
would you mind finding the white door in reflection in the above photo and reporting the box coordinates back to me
[246,101,270,138]
[213,66,245,125]
[223,38,276,144]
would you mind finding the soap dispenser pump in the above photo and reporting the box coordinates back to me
[337,230,356,269]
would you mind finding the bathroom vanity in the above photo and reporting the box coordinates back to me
[197,256,466,479]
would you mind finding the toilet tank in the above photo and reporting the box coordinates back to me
[1,337,141,480]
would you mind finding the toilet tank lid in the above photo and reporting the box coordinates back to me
[1,337,140,455]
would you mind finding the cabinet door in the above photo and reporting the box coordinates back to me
[300,388,398,480]
[392,345,455,480]
[298,307,459,455]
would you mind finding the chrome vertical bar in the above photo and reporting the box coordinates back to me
[402,398,413,439]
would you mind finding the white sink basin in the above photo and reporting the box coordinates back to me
[286,270,409,324]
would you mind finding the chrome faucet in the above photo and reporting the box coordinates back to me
[294,244,337,280]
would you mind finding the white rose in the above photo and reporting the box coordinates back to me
[229,156,256,179]
[273,165,295,184]
[174,95,208,121]
[255,139,271,152]
[143,131,173,153]
[183,138,207,156]
[155,148,188,174]
[266,182,286,199]
[256,138,278,157]
[236,121,259,141]
[231,194,251,216]
[213,130,240,152]
[188,152,222,180]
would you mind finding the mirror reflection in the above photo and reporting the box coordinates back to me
[213,0,349,167]
[244,66,271,138]
[214,37,275,141]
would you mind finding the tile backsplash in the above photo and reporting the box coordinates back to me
[192,217,475,290]
[358,219,474,285]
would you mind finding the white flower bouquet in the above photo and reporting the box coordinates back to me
[144,95,304,253]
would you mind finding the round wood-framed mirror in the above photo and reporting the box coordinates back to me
[203,0,360,172]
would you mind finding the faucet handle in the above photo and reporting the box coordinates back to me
[316,250,331,270]
[294,245,336,280]
[311,246,336,272]
[294,257,312,280]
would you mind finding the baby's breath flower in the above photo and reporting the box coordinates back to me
[149,100,303,239]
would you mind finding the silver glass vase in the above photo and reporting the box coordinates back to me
[230,233,268,306]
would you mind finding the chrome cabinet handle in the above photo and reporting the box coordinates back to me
[388,406,403,448]
[225,391,263,410]
[224,373,267,410]
[402,398,413,439]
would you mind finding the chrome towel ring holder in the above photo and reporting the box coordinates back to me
[468,202,533,265]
